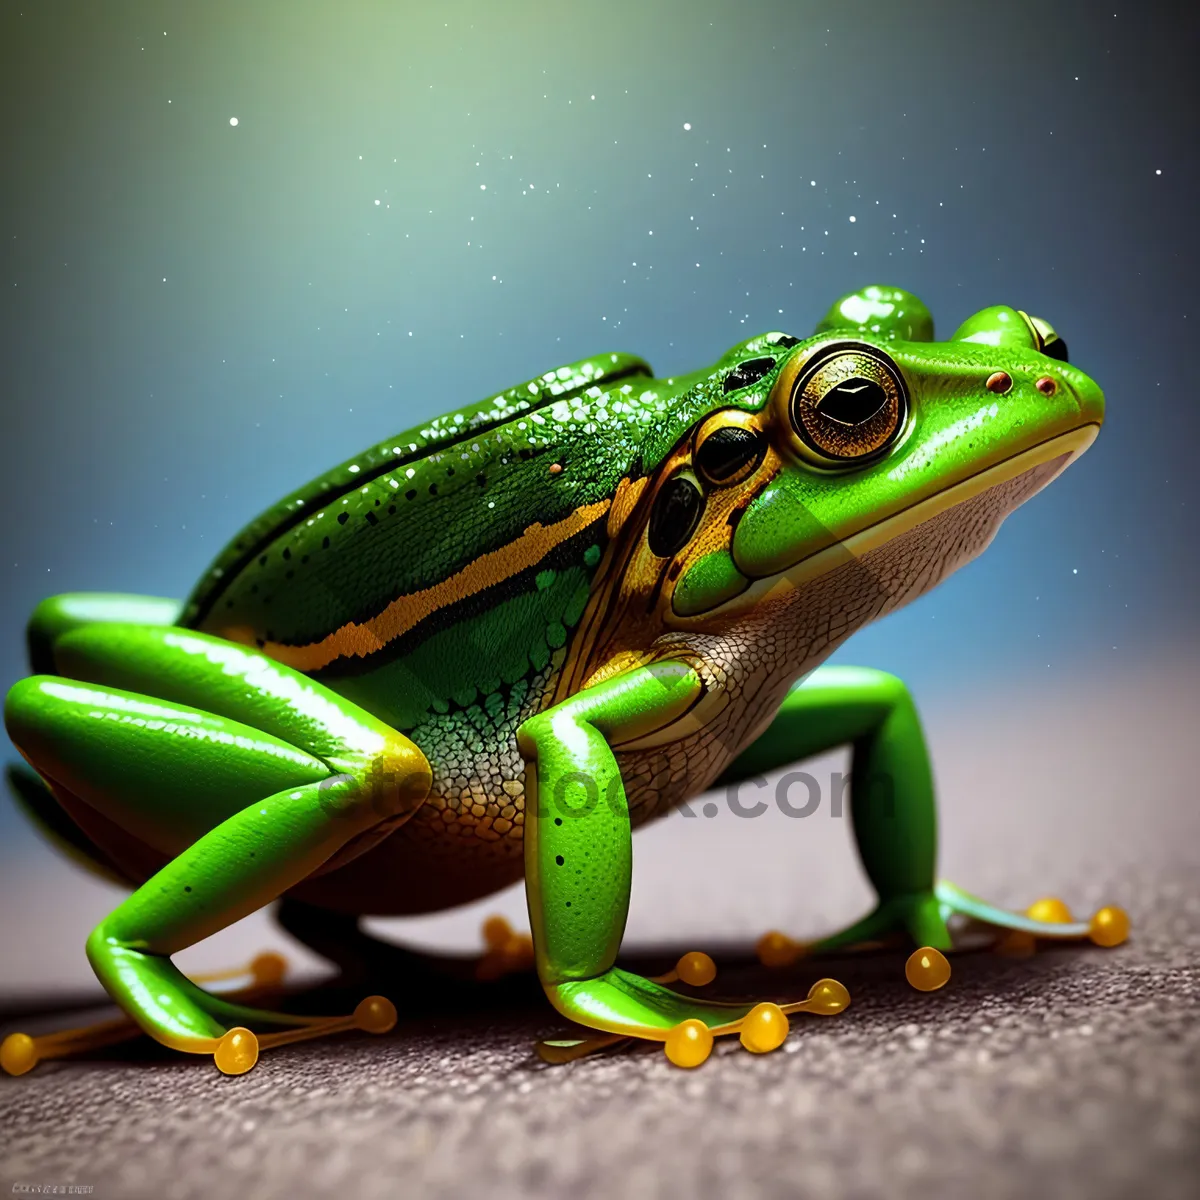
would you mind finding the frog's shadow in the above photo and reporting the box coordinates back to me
[0,937,1101,1071]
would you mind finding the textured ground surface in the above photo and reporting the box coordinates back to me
[2,658,1198,1199]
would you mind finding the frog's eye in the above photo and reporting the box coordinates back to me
[788,346,907,464]
[647,474,704,557]
[1022,312,1069,363]
[723,356,776,394]
[694,416,767,487]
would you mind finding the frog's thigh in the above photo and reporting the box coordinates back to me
[49,621,430,791]
[718,665,936,898]
[6,675,332,853]
[26,592,182,673]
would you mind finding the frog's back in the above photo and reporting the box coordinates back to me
[182,353,653,647]
[182,354,670,895]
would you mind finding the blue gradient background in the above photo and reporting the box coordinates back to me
[1,0,1197,845]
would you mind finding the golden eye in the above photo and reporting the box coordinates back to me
[693,411,767,487]
[789,347,907,463]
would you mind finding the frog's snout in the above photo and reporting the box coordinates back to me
[1022,311,1104,426]
[1070,372,1105,427]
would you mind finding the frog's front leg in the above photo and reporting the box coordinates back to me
[518,661,848,1066]
[2,623,430,1075]
[718,665,1129,985]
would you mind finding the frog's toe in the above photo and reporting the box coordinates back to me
[1,951,397,1077]
[768,898,915,964]
[2,1017,142,1076]
[169,981,399,1075]
[934,881,1131,952]
[790,883,1130,993]
[904,946,953,991]
[190,950,290,989]
[475,915,535,981]
[648,950,719,987]
[211,994,398,1075]
[537,968,849,1067]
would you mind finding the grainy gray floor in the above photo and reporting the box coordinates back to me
[2,657,1198,1200]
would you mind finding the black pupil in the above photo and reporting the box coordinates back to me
[1042,336,1069,363]
[817,377,888,426]
[696,425,764,483]
[648,476,704,557]
[723,356,775,394]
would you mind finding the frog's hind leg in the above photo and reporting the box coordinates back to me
[2,763,319,1065]
[2,625,429,1074]
[8,592,184,887]
[718,666,1129,984]
[25,592,183,674]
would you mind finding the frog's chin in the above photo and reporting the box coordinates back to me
[681,422,1100,624]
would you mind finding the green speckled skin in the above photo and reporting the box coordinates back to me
[3,286,1114,1066]
[183,353,653,648]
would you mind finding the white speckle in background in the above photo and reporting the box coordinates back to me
[683,122,691,130]
[229,116,238,127]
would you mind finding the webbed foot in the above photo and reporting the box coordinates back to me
[0,951,396,1076]
[536,953,849,1068]
[755,882,1130,992]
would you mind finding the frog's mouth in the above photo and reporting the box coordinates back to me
[693,423,1098,621]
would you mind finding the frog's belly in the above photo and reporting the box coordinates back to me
[289,662,775,917]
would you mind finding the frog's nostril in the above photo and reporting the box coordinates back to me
[1035,376,1058,397]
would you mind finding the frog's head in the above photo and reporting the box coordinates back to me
[620,287,1103,637]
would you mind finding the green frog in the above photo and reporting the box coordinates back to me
[1,285,1127,1075]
